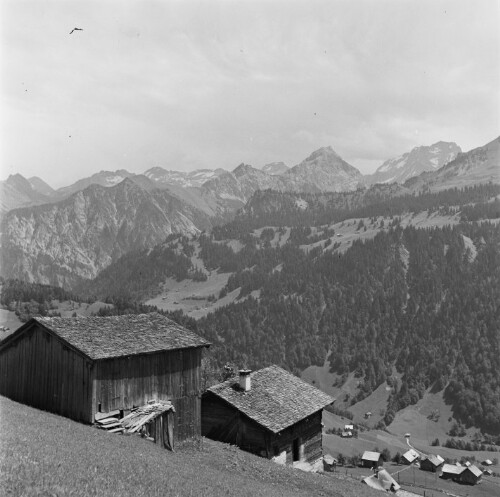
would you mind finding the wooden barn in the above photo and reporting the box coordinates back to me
[440,463,464,480]
[420,454,444,473]
[201,366,334,470]
[401,448,420,465]
[459,465,483,485]
[361,451,382,468]
[0,313,210,442]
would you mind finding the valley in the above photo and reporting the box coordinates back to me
[0,136,499,497]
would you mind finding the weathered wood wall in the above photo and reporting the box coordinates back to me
[94,347,203,441]
[202,393,324,464]
[0,323,92,422]
[271,411,323,465]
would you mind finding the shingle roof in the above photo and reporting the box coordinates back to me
[464,465,482,478]
[442,464,464,475]
[207,365,334,433]
[31,313,210,360]
[423,455,444,467]
[403,449,419,462]
[362,451,382,462]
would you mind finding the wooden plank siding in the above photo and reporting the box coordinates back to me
[0,321,206,442]
[0,323,92,422]
[93,347,203,442]
[202,393,324,464]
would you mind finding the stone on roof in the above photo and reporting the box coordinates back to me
[362,451,381,462]
[30,313,210,360]
[207,365,334,433]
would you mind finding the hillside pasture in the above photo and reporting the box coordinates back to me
[0,308,22,336]
[347,382,394,427]
[0,300,113,338]
[388,388,456,443]
[0,396,380,497]
[145,273,234,318]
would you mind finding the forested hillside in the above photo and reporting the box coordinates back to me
[214,183,499,238]
[3,184,499,435]
[197,221,500,434]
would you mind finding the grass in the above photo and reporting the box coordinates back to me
[0,396,381,497]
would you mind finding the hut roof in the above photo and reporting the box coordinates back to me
[422,454,444,467]
[121,400,175,433]
[463,465,482,478]
[207,365,334,433]
[442,463,464,475]
[363,469,400,492]
[362,451,382,462]
[403,449,420,463]
[20,313,210,360]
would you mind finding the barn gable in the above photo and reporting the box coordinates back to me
[0,313,210,441]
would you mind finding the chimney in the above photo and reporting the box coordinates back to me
[239,369,252,392]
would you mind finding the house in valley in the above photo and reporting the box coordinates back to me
[0,313,210,443]
[402,448,420,465]
[441,463,464,480]
[420,454,444,472]
[361,451,382,468]
[201,365,334,471]
[459,465,483,485]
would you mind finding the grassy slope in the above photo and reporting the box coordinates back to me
[0,396,380,497]
[0,300,112,339]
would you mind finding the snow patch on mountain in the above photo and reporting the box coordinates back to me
[368,142,461,185]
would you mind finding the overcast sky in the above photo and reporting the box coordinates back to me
[1,0,499,188]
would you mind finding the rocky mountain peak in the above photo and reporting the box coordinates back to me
[28,176,55,196]
[367,141,462,186]
[304,146,340,163]
[6,173,34,192]
[261,162,289,176]
[232,163,259,178]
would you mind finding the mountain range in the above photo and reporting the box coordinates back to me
[365,141,461,185]
[0,179,212,287]
[1,137,498,286]
[0,139,471,218]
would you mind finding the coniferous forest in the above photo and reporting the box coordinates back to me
[196,221,500,433]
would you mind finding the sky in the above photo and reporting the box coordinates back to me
[1,0,499,188]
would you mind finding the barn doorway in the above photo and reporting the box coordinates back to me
[293,438,300,462]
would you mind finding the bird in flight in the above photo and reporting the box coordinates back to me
[69,28,83,34]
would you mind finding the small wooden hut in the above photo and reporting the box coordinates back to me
[441,463,464,480]
[420,454,444,473]
[0,313,210,442]
[202,365,334,470]
[402,448,419,465]
[459,465,483,485]
[361,451,382,468]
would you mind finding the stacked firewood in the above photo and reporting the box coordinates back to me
[95,410,124,434]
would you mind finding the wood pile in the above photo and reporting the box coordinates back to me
[95,415,124,434]
[121,400,174,434]
[94,400,175,438]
